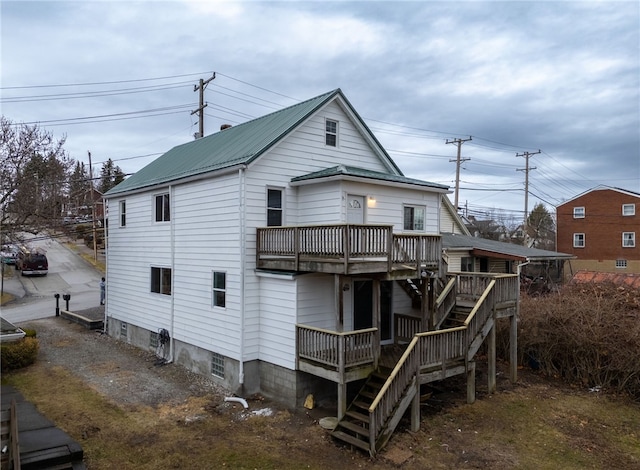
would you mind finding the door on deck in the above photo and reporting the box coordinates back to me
[353,280,392,343]
[347,195,364,224]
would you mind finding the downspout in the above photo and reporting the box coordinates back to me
[238,168,246,386]
[168,184,175,363]
[103,196,108,334]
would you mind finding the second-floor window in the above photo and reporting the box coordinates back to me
[573,207,585,218]
[155,193,170,222]
[267,188,283,226]
[573,233,585,248]
[622,204,635,216]
[119,200,126,227]
[325,119,338,147]
[151,267,172,295]
[403,205,425,231]
[623,232,635,247]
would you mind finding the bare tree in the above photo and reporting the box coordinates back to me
[1,116,71,238]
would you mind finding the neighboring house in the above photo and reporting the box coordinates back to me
[104,89,520,455]
[557,186,640,276]
[441,196,572,281]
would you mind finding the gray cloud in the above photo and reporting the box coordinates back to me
[2,0,638,217]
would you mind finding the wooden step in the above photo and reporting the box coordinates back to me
[345,410,369,424]
[352,400,371,411]
[337,420,369,436]
[360,390,377,400]
[331,430,370,452]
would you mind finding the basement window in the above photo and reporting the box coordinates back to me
[150,331,158,348]
[211,352,225,378]
[616,259,628,269]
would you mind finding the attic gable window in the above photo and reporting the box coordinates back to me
[325,119,338,147]
[573,207,585,218]
[155,193,170,222]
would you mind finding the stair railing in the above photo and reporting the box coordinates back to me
[433,276,457,329]
[366,278,498,455]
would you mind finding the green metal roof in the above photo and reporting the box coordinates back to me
[291,165,449,191]
[105,89,402,196]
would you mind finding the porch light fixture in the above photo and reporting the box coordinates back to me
[342,283,350,291]
[367,196,376,208]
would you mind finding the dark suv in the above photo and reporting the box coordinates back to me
[17,248,48,276]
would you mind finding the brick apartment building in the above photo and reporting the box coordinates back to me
[556,186,640,277]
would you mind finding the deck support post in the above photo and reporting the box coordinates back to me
[338,382,347,420]
[509,313,518,383]
[410,379,421,432]
[488,319,496,394]
[466,360,476,404]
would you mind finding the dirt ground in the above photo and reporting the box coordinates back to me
[6,316,640,469]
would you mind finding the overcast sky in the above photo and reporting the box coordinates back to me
[2,0,639,222]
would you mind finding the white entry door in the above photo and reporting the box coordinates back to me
[347,195,364,224]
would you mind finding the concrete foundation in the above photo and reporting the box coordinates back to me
[106,316,337,409]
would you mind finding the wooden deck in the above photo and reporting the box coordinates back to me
[257,224,441,276]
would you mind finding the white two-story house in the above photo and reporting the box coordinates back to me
[104,89,519,455]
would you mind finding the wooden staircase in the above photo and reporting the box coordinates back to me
[331,367,392,452]
[331,276,518,456]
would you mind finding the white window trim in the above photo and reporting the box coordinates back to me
[573,207,585,219]
[150,266,172,295]
[403,205,426,232]
[325,118,338,147]
[615,259,628,269]
[154,192,170,223]
[212,270,227,309]
[622,232,635,247]
[573,233,585,248]
[622,204,635,216]
[266,187,284,227]
[119,200,126,227]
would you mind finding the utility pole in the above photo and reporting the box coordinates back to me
[88,151,98,262]
[516,149,540,245]
[446,136,472,211]
[191,73,216,139]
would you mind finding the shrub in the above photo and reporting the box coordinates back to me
[22,327,37,338]
[497,282,640,398]
[1,337,39,372]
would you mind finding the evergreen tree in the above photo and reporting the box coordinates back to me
[99,158,126,193]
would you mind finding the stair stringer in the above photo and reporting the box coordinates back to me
[372,375,417,453]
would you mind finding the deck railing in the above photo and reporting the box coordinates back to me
[257,224,441,273]
[296,324,377,372]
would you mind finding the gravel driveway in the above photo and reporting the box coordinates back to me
[23,316,230,408]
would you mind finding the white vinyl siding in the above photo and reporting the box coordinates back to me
[258,276,298,369]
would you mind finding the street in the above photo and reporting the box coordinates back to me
[1,234,103,323]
